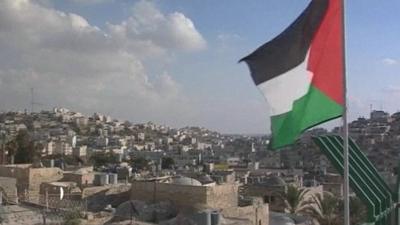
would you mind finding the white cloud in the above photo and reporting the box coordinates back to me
[382,58,398,66]
[107,0,206,55]
[0,0,205,126]
[68,0,114,4]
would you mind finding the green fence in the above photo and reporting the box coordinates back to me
[312,135,399,225]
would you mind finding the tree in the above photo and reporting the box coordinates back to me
[90,152,118,168]
[337,196,366,225]
[63,208,83,225]
[161,157,175,169]
[69,123,82,135]
[131,157,149,171]
[305,192,340,225]
[32,142,44,167]
[5,139,18,164]
[278,185,310,214]
[5,130,37,164]
[13,130,34,164]
[349,196,367,225]
[63,155,84,166]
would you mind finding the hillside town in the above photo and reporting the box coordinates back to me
[0,108,397,224]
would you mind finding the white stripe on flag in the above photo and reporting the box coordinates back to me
[257,55,313,116]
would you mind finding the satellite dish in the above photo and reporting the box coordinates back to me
[60,187,64,200]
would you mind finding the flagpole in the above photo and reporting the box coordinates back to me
[341,0,350,224]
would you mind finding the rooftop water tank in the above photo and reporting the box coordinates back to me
[108,173,118,185]
[94,173,109,186]
[211,210,221,225]
[191,210,211,225]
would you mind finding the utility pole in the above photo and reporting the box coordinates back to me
[45,189,49,211]
[30,88,43,113]
[31,88,34,113]
[41,209,46,225]
[341,0,350,224]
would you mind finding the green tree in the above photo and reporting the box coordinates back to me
[63,208,82,225]
[5,139,18,164]
[305,192,340,225]
[32,142,44,167]
[279,185,310,214]
[64,155,84,166]
[161,157,175,169]
[131,157,149,171]
[337,196,366,225]
[13,130,35,164]
[90,152,118,167]
[349,196,367,225]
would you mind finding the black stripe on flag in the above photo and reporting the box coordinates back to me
[240,0,329,85]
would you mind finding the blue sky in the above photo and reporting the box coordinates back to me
[1,0,399,134]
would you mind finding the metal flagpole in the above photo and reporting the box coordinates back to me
[341,0,350,224]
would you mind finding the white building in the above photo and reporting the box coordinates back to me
[137,133,145,141]
[73,145,87,157]
[55,141,73,155]
[227,157,241,166]
[74,116,88,127]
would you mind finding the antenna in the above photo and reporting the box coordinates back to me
[31,88,34,113]
[30,88,43,113]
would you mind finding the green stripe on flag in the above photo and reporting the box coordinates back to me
[270,85,343,149]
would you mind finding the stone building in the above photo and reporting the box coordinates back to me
[243,176,323,213]
[82,184,131,211]
[210,170,236,184]
[223,197,268,225]
[62,171,95,188]
[130,176,269,225]
[243,176,287,212]
[131,177,238,209]
[40,181,81,202]
[0,164,63,201]
[0,176,18,203]
[73,145,87,158]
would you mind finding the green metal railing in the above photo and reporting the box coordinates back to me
[312,135,399,225]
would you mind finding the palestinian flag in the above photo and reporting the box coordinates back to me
[241,0,344,150]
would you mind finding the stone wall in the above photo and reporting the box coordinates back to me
[206,183,238,209]
[131,181,208,208]
[244,184,285,211]
[129,181,270,224]
[0,177,18,203]
[130,181,239,210]
[223,198,269,225]
[62,172,94,188]
[0,165,31,193]
[82,184,131,211]
[0,165,63,199]
[28,167,63,194]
